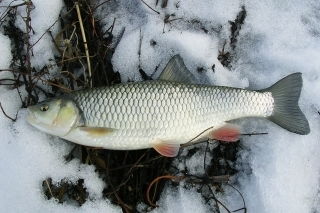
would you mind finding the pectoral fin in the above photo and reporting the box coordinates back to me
[209,124,240,142]
[79,127,117,137]
[152,139,180,157]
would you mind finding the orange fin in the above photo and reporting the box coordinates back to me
[152,140,180,157]
[209,124,240,142]
[79,127,116,137]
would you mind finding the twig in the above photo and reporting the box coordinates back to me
[138,28,142,67]
[0,69,73,93]
[207,185,232,213]
[161,0,168,8]
[165,17,183,24]
[107,155,163,172]
[0,1,28,25]
[92,0,113,14]
[104,17,116,34]
[181,128,267,149]
[8,0,29,8]
[146,175,185,207]
[220,40,227,55]
[163,16,182,33]
[65,145,79,161]
[0,78,23,86]
[227,184,247,213]
[110,17,116,34]
[0,102,18,121]
[124,149,147,177]
[241,132,268,136]
[45,179,54,199]
[24,0,34,106]
[180,126,214,148]
[106,155,130,213]
[75,2,92,87]
[31,5,76,48]
[140,0,160,14]
[204,142,210,176]
[50,54,98,66]
[61,24,77,60]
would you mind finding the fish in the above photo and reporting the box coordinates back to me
[26,55,310,157]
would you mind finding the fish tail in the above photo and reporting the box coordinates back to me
[261,73,310,135]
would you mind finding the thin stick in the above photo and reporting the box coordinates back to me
[0,69,73,93]
[241,132,268,136]
[165,17,182,23]
[110,17,116,33]
[106,155,130,213]
[75,2,92,87]
[204,142,210,175]
[45,179,54,198]
[61,24,77,60]
[65,145,79,161]
[227,183,247,213]
[180,126,214,148]
[92,0,113,13]
[207,185,232,213]
[140,0,160,14]
[146,175,185,207]
[31,5,76,48]
[107,155,163,172]
[0,1,28,25]
[0,102,18,121]
[25,0,33,106]
[124,149,147,177]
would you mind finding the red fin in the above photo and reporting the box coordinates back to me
[152,140,180,157]
[209,124,240,142]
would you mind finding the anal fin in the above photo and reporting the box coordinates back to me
[152,139,180,157]
[209,124,240,142]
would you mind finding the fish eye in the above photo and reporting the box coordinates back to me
[40,104,49,112]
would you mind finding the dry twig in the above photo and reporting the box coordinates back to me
[146,175,185,207]
[0,102,18,121]
[140,0,160,14]
[75,2,92,87]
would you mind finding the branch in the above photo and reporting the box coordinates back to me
[0,102,18,122]
[75,2,92,87]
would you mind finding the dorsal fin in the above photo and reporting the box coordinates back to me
[158,55,198,84]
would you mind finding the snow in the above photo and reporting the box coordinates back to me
[1,0,320,212]
[152,186,207,213]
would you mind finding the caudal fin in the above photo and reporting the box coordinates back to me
[261,73,310,135]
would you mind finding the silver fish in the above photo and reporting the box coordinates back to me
[26,55,310,157]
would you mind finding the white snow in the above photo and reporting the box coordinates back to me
[1,0,320,212]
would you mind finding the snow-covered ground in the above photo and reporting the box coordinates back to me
[1,0,320,212]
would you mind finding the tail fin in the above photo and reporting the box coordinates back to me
[260,73,310,135]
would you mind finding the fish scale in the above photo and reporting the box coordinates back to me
[64,80,274,149]
[26,55,310,157]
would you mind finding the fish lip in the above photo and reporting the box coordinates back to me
[26,107,38,124]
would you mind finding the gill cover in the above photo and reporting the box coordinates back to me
[26,99,80,137]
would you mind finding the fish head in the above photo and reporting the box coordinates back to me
[26,98,80,137]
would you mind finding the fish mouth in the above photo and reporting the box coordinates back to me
[26,107,38,124]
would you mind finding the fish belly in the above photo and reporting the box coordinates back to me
[64,81,274,149]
